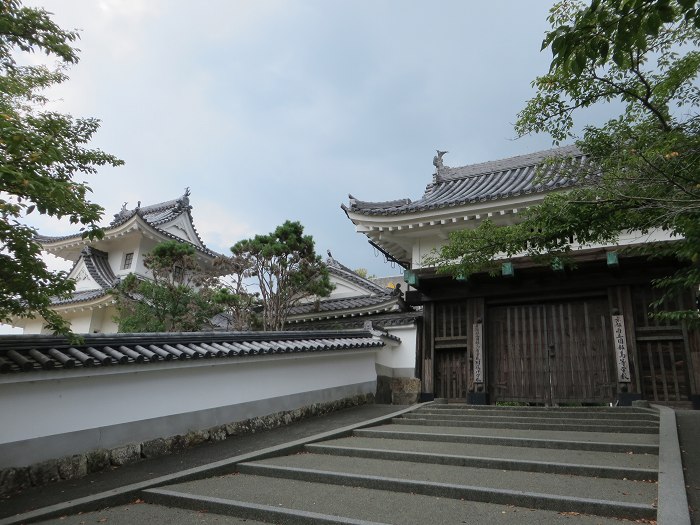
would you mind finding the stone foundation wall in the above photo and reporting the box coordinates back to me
[376,375,420,405]
[0,392,374,498]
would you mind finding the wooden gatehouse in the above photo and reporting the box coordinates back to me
[343,147,700,407]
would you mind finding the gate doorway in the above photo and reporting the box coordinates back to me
[488,299,615,404]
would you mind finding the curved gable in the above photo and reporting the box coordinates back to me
[158,213,205,248]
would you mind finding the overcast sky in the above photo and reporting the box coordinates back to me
[25,0,565,278]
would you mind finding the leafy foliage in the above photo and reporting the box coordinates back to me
[0,0,122,333]
[113,242,221,333]
[433,0,700,323]
[231,221,333,331]
[210,253,260,331]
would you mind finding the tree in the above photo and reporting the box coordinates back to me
[113,242,221,332]
[231,221,333,331]
[432,0,700,323]
[210,253,260,331]
[353,268,376,280]
[0,1,122,334]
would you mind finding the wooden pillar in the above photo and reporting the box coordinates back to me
[681,290,700,404]
[421,302,435,398]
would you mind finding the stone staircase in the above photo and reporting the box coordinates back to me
[142,404,662,524]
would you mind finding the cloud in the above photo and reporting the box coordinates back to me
[189,199,256,254]
[17,0,563,276]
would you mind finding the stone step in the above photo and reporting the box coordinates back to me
[652,400,694,410]
[403,412,659,427]
[354,426,659,454]
[147,474,626,525]
[34,501,273,525]
[429,404,650,413]
[316,435,658,471]
[305,441,657,480]
[392,416,659,434]
[235,455,657,520]
[143,486,386,525]
[412,407,659,421]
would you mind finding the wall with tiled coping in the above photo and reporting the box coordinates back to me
[0,348,378,495]
[0,392,375,497]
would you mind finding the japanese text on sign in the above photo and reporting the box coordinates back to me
[473,323,483,383]
[611,315,631,383]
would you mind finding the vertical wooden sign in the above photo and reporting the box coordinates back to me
[611,315,631,383]
[472,322,483,383]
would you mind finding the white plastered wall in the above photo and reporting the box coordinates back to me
[0,349,378,468]
[375,324,417,378]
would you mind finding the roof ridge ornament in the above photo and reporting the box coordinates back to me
[112,201,130,223]
[326,249,339,267]
[177,187,191,211]
[433,150,449,183]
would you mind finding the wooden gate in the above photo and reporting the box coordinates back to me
[631,286,693,403]
[488,299,615,404]
[434,349,469,401]
[430,300,482,400]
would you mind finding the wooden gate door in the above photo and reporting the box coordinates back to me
[432,301,475,401]
[434,349,469,401]
[489,299,615,404]
[632,286,693,403]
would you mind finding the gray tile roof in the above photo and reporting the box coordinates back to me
[108,193,191,228]
[49,247,118,306]
[36,190,219,258]
[289,311,421,330]
[285,256,403,321]
[343,146,590,216]
[50,288,110,306]
[326,255,392,296]
[0,330,383,374]
[81,247,117,289]
[288,295,398,317]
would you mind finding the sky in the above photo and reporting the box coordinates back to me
[23,0,566,278]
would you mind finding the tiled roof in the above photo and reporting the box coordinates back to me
[343,146,590,216]
[50,288,110,306]
[109,193,191,228]
[289,311,422,331]
[0,330,383,374]
[285,256,403,321]
[288,294,398,317]
[49,247,117,306]
[326,255,392,296]
[36,190,219,258]
[81,247,117,289]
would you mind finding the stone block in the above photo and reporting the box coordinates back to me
[29,460,59,485]
[109,443,141,466]
[0,467,31,496]
[167,435,187,452]
[142,438,169,458]
[185,430,209,447]
[86,449,110,473]
[392,392,420,405]
[57,455,87,480]
[375,375,393,404]
[208,425,227,442]
[225,421,244,436]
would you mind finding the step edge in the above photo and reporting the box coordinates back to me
[143,487,389,525]
[235,463,657,520]
[305,443,659,480]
